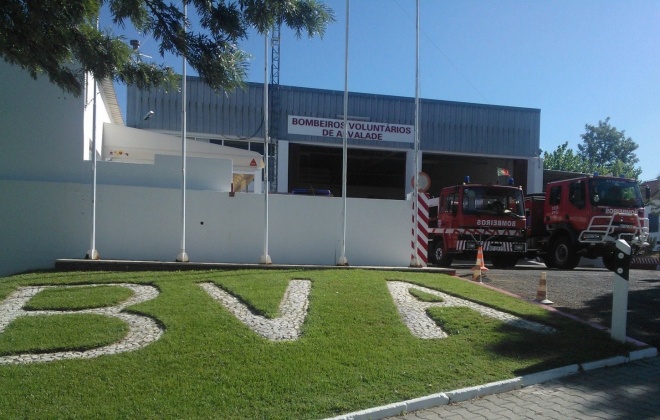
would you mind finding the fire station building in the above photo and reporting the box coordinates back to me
[1,61,543,276]
[128,78,543,197]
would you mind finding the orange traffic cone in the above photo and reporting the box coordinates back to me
[535,272,553,304]
[536,271,553,305]
[471,246,488,281]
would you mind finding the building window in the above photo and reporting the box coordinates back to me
[224,140,249,150]
[569,181,585,209]
[549,186,561,205]
[250,142,265,155]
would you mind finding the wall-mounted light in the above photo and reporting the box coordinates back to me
[143,110,154,120]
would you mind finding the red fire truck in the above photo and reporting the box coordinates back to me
[525,175,650,270]
[428,179,527,268]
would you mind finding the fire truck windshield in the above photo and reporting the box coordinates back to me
[462,187,525,217]
[589,179,643,208]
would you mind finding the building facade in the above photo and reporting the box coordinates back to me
[128,79,543,198]
[0,60,544,276]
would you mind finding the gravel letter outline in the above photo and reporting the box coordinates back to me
[0,283,163,364]
[199,280,311,341]
[387,281,556,339]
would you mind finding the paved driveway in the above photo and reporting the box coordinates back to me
[386,356,660,420]
[452,262,660,348]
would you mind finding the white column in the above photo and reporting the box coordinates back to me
[527,156,544,194]
[611,239,631,343]
[276,140,289,193]
[405,149,423,198]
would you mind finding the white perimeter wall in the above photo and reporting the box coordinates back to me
[0,63,89,183]
[0,180,413,277]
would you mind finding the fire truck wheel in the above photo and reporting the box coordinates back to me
[431,239,453,267]
[491,255,519,268]
[549,236,580,270]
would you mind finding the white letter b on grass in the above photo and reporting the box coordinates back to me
[0,284,162,364]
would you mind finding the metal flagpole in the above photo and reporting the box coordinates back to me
[177,3,189,262]
[86,17,100,261]
[411,0,422,267]
[337,0,349,266]
[260,33,272,264]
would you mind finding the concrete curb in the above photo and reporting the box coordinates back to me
[403,392,450,413]
[327,350,659,420]
[581,355,629,372]
[519,364,580,387]
[445,378,522,403]
[54,259,458,275]
[629,347,658,361]
[324,394,452,420]
[324,403,405,420]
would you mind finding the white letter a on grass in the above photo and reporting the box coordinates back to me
[387,281,556,339]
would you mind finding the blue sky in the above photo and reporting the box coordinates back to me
[107,0,660,181]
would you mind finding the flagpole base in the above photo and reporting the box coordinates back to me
[176,251,189,262]
[260,254,272,264]
[337,256,349,266]
[409,256,423,268]
[85,249,100,260]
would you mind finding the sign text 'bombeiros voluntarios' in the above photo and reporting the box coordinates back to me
[288,116,414,143]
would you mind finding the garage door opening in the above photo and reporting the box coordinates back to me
[288,144,406,199]
[421,153,529,198]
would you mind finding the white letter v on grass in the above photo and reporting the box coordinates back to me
[199,280,311,341]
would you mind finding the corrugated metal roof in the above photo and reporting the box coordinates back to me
[128,79,540,158]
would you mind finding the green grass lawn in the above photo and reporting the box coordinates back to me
[0,269,635,419]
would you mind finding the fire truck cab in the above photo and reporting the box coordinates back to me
[525,175,650,270]
[428,181,527,268]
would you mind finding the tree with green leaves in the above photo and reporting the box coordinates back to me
[543,117,642,179]
[0,0,335,97]
[542,141,587,173]
[577,117,641,179]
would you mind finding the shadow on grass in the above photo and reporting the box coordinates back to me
[486,318,632,376]
[427,305,631,377]
[552,277,660,349]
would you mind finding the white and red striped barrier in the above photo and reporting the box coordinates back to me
[630,256,660,270]
[410,193,429,267]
